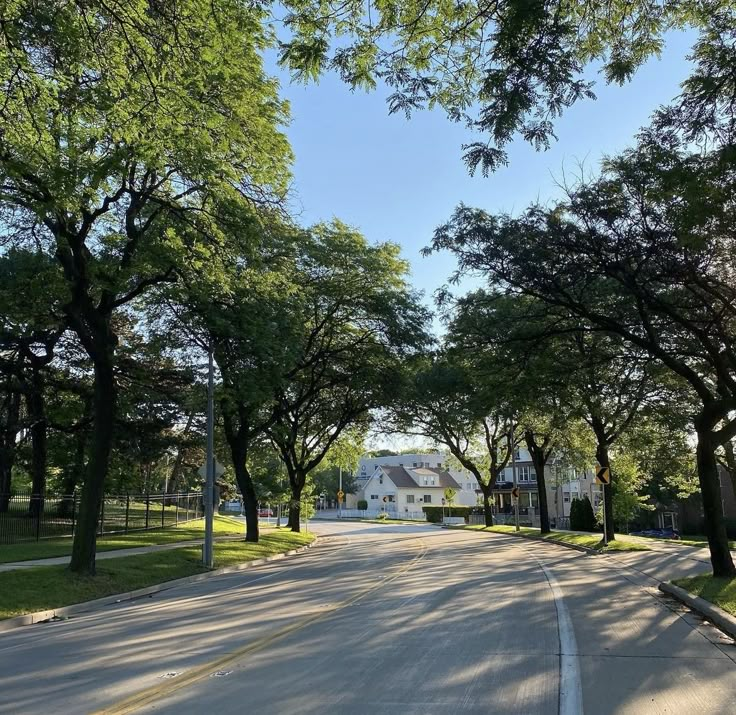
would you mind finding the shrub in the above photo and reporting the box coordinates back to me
[377,511,390,520]
[357,499,368,511]
[422,505,473,523]
[571,496,598,532]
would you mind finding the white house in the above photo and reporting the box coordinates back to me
[359,465,462,517]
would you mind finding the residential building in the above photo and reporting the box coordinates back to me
[359,465,461,516]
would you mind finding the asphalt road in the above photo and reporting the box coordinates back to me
[1,522,735,714]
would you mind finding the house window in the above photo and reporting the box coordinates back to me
[437,462,443,468]
[518,466,536,482]
[423,477,428,485]
[387,495,395,502]
[379,475,383,484]
[563,493,570,503]
[370,494,379,500]
[406,495,415,504]
[424,495,432,504]
[413,462,417,467]
[531,492,539,507]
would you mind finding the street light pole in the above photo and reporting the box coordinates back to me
[202,343,214,568]
[338,466,342,517]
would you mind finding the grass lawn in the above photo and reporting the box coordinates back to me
[673,574,736,618]
[634,534,736,549]
[0,516,245,563]
[0,528,314,620]
[457,524,650,552]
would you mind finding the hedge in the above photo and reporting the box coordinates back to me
[357,499,368,511]
[422,505,473,523]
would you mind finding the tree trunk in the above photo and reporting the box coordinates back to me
[28,370,47,518]
[595,440,615,542]
[481,485,494,527]
[59,409,89,519]
[525,432,551,535]
[288,501,301,533]
[69,354,116,575]
[695,425,736,577]
[231,452,259,543]
[0,390,22,513]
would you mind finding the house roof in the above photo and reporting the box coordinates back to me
[380,465,460,490]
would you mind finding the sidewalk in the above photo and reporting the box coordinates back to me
[0,535,244,573]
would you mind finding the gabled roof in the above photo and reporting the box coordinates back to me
[378,465,460,490]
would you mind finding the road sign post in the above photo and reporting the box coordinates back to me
[338,467,343,518]
[595,465,611,547]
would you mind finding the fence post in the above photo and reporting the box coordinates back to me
[99,498,105,537]
[161,491,165,529]
[125,494,130,534]
[145,492,150,530]
[175,494,179,524]
[71,493,76,535]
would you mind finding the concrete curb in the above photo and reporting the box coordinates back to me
[448,525,598,555]
[658,581,736,641]
[0,538,317,634]
[496,531,598,555]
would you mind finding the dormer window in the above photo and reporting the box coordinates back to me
[379,475,383,484]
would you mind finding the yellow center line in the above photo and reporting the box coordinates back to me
[93,537,428,715]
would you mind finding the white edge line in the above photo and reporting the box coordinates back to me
[538,561,584,715]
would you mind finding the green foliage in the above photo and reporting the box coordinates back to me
[422,505,472,523]
[570,497,598,532]
[278,0,721,172]
[357,499,368,510]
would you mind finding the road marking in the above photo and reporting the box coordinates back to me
[0,535,356,655]
[92,537,428,715]
[537,561,584,715]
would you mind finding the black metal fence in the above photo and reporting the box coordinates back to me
[0,491,203,544]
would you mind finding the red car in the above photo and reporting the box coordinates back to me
[258,508,274,517]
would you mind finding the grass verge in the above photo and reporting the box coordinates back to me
[0,516,245,563]
[457,524,650,552]
[634,535,736,549]
[672,574,736,618]
[0,528,314,620]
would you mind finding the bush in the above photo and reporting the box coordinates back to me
[357,499,368,511]
[422,505,473,523]
[570,496,598,532]
[377,511,390,520]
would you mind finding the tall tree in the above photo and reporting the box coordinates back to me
[428,129,736,575]
[0,1,292,573]
[389,355,517,527]
[269,222,429,531]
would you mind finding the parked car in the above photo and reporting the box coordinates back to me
[258,508,274,517]
[629,527,680,540]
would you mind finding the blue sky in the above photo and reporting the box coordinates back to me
[271,31,695,325]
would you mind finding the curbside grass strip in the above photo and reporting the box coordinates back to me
[451,525,599,555]
[0,538,317,634]
[496,531,598,555]
[658,581,736,641]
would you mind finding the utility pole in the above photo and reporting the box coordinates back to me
[511,423,519,532]
[338,466,342,517]
[202,344,214,568]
